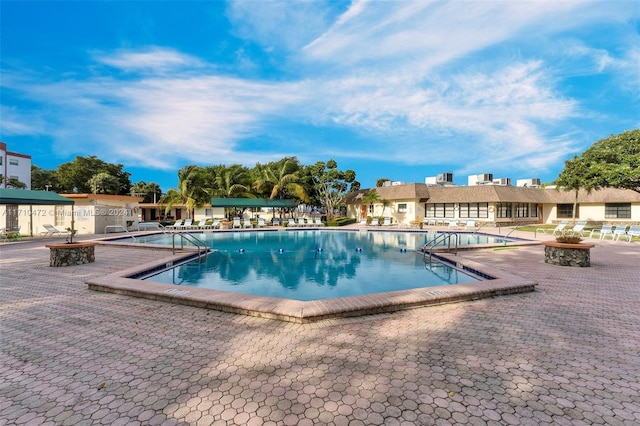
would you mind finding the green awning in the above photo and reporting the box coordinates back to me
[0,188,75,205]
[210,198,298,208]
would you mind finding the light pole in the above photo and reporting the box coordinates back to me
[45,184,51,191]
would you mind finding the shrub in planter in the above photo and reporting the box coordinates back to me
[555,230,583,244]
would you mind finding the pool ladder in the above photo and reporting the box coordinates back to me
[422,232,458,264]
[172,233,209,259]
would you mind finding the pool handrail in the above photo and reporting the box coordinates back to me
[422,231,458,264]
[172,233,209,258]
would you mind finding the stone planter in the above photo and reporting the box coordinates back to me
[220,221,232,230]
[542,241,595,267]
[45,242,98,267]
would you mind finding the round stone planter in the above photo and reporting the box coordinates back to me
[45,242,98,267]
[541,241,594,267]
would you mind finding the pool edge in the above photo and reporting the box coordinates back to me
[86,249,537,323]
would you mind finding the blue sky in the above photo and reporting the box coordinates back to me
[2,1,639,192]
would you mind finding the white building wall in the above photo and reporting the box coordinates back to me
[0,142,32,189]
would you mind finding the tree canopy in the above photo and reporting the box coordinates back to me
[556,129,640,193]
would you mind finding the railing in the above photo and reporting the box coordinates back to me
[172,233,209,258]
[422,231,458,264]
[104,225,136,241]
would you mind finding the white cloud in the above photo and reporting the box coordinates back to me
[94,47,205,72]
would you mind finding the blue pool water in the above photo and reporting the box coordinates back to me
[138,230,494,301]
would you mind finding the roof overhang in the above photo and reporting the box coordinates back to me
[210,198,298,208]
[0,189,75,205]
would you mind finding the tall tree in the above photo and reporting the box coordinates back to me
[160,165,209,219]
[305,159,357,220]
[556,129,640,193]
[31,165,59,191]
[55,155,131,194]
[88,172,119,194]
[253,157,308,202]
[130,181,162,203]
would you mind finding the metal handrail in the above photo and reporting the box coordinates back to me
[422,231,458,264]
[172,233,209,258]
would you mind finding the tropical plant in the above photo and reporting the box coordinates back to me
[556,129,640,194]
[160,165,209,219]
[305,160,357,220]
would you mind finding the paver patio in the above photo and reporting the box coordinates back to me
[1,229,639,425]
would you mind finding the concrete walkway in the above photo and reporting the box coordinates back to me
[1,230,639,425]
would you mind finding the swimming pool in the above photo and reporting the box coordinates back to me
[89,229,537,322]
[139,230,482,301]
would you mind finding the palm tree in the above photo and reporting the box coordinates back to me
[160,165,209,219]
[212,165,255,219]
[362,190,380,217]
[254,157,309,202]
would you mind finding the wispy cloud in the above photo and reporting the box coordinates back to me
[2,0,638,185]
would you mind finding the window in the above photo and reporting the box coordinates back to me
[397,203,407,213]
[459,203,488,218]
[9,159,18,166]
[205,208,213,217]
[426,203,454,218]
[515,203,529,218]
[557,204,578,219]
[496,203,512,218]
[0,156,3,165]
[530,203,538,218]
[605,203,631,219]
[368,204,374,214]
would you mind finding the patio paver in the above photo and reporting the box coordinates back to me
[1,229,639,425]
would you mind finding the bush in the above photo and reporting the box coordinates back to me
[326,217,356,227]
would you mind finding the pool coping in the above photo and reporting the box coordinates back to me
[87,232,538,323]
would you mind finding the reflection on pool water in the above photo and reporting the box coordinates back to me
[138,230,504,301]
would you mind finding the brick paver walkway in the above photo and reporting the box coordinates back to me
[1,231,639,425]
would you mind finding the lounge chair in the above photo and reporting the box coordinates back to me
[297,217,307,227]
[589,224,613,239]
[382,217,392,226]
[232,218,242,229]
[166,220,183,230]
[211,219,221,229]
[287,218,296,227]
[447,220,459,230]
[314,218,324,227]
[567,221,589,236]
[242,218,252,228]
[423,218,436,227]
[612,225,628,240]
[359,219,368,226]
[370,217,380,226]
[618,225,639,242]
[177,219,193,230]
[272,218,280,227]
[464,220,477,231]
[549,221,569,236]
[257,218,266,228]
[41,224,68,237]
[199,219,213,230]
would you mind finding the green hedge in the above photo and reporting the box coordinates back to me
[326,217,356,227]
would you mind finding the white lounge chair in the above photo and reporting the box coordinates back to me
[177,219,193,230]
[166,220,183,230]
[41,224,68,237]
[272,218,280,227]
[359,219,368,226]
[314,218,324,227]
[232,217,242,229]
[382,217,392,226]
[297,217,307,227]
[612,225,628,240]
[287,218,296,227]
[464,220,477,231]
[618,225,640,242]
[242,218,252,228]
[447,220,459,230]
[589,224,613,239]
[568,221,588,236]
[257,218,266,228]
[370,217,380,226]
[550,221,569,236]
[211,219,221,229]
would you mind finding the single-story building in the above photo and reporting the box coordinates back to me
[0,188,74,237]
[346,183,640,227]
[60,194,143,235]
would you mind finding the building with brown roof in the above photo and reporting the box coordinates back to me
[346,183,640,227]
